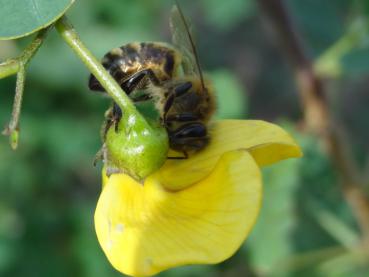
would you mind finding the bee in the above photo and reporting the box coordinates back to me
[89,3,216,158]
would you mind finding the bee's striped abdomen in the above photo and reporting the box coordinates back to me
[89,42,181,92]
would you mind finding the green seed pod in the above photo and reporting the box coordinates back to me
[105,111,169,181]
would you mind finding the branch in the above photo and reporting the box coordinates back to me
[258,0,369,242]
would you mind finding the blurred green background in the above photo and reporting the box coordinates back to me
[1,0,369,276]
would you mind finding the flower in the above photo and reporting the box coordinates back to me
[95,120,302,276]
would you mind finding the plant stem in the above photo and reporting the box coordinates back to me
[314,17,369,78]
[258,0,369,242]
[20,27,50,65]
[0,27,49,79]
[2,27,49,149]
[2,65,25,149]
[0,59,20,79]
[56,16,170,179]
[54,16,139,116]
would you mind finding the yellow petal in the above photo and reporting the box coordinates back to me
[159,120,302,190]
[95,150,262,277]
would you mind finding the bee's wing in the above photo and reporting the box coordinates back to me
[170,3,205,87]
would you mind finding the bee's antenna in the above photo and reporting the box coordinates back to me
[174,0,206,90]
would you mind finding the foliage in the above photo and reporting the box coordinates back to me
[0,0,75,39]
[1,0,369,276]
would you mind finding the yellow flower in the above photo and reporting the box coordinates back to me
[95,120,302,277]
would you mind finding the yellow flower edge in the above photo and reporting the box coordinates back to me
[158,120,302,190]
[95,150,262,277]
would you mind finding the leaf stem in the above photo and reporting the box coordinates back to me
[20,27,50,64]
[0,27,49,79]
[54,16,140,116]
[2,27,49,149]
[2,65,25,149]
[314,17,369,78]
[0,59,20,79]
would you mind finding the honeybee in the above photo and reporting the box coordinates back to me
[89,3,216,158]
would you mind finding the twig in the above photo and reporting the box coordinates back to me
[2,27,50,149]
[258,0,369,242]
[0,27,49,79]
[2,65,25,149]
[314,17,369,78]
[0,59,20,79]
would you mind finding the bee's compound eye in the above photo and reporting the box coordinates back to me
[171,123,207,138]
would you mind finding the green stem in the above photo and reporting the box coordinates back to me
[55,16,169,179]
[2,27,49,149]
[2,65,26,149]
[0,27,49,79]
[55,16,140,116]
[0,59,20,79]
[314,17,369,78]
[11,66,26,130]
[314,34,356,78]
[20,27,50,65]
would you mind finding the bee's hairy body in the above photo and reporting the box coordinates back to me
[151,77,215,121]
[150,76,216,153]
[89,5,216,157]
[96,42,181,89]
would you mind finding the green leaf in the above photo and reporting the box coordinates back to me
[0,0,75,40]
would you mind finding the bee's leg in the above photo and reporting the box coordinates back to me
[167,151,188,160]
[165,112,196,160]
[122,69,160,93]
[165,112,199,123]
[102,117,113,139]
[167,123,208,159]
[169,123,208,141]
[93,146,105,166]
[101,106,114,141]
[131,94,152,103]
[103,102,123,137]
[163,82,193,118]
[89,64,119,92]
[111,102,123,133]
[89,74,104,92]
